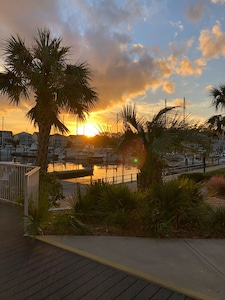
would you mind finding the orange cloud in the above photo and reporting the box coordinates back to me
[174,98,188,107]
[199,22,225,58]
[211,0,225,3]
[162,81,175,94]
[176,56,206,76]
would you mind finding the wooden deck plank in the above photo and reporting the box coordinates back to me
[62,267,119,299]
[0,201,195,300]
[114,279,149,299]
[130,283,161,300]
[96,275,139,300]
[78,271,128,300]
[150,287,173,299]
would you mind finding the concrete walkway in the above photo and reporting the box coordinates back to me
[46,164,225,299]
[1,201,194,300]
[38,235,225,300]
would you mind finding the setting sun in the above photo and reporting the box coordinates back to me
[77,122,100,137]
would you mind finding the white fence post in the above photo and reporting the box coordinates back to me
[24,166,40,236]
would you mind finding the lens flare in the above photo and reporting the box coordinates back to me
[120,137,147,168]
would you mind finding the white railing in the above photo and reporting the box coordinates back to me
[0,162,39,206]
[24,166,40,217]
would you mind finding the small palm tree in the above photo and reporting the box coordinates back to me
[0,28,98,171]
[119,104,209,189]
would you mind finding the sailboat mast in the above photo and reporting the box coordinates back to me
[183,97,186,126]
[1,116,4,147]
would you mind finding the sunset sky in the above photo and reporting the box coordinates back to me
[1,0,225,135]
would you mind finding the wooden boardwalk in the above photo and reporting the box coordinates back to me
[0,201,194,300]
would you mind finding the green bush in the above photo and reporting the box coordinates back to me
[209,207,225,235]
[178,172,207,183]
[24,194,51,237]
[100,184,137,212]
[49,210,90,235]
[75,180,111,221]
[105,210,130,229]
[139,178,209,237]
[39,172,64,207]
[76,181,143,229]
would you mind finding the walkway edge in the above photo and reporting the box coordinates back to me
[36,235,215,300]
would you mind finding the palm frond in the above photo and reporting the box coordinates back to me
[210,84,225,110]
[119,104,146,136]
[56,64,98,118]
[151,106,178,125]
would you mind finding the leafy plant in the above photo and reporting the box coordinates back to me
[39,172,64,207]
[139,178,208,237]
[209,207,225,235]
[105,210,130,229]
[24,194,51,237]
[100,184,137,212]
[49,210,90,235]
[75,180,144,230]
[178,172,207,183]
[75,180,112,221]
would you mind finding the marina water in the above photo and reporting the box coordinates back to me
[0,151,138,184]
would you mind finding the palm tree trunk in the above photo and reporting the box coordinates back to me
[37,123,51,172]
[138,152,163,189]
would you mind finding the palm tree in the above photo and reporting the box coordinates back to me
[210,84,225,110]
[118,104,209,189]
[206,115,225,138]
[0,28,98,171]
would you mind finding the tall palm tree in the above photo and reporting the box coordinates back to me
[119,104,209,189]
[0,28,98,171]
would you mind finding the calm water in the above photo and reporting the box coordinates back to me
[0,151,138,183]
[50,161,138,183]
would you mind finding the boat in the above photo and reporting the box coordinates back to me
[88,153,105,164]
[49,167,93,179]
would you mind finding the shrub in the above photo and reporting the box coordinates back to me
[39,172,64,207]
[139,178,208,237]
[100,184,137,212]
[24,194,51,237]
[100,184,143,229]
[209,207,225,235]
[75,180,111,221]
[48,210,90,235]
[178,172,207,183]
[206,175,225,197]
[75,181,144,230]
[105,210,130,229]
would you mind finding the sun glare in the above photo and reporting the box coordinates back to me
[77,122,100,137]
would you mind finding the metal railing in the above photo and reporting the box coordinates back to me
[163,161,220,176]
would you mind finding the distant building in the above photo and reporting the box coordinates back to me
[49,134,67,149]
[68,135,91,148]
[0,130,13,146]
[14,132,33,147]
